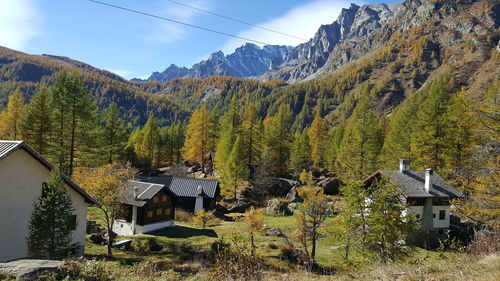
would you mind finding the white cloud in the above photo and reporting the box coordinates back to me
[0,0,41,50]
[148,0,211,43]
[220,0,358,54]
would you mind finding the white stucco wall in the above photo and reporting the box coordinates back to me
[113,219,175,236]
[406,205,450,229]
[0,149,88,262]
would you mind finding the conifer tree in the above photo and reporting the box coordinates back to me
[215,102,240,172]
[27,173,78,259]
[222,136,248,198]
[168,122,184,165]
[0,91,25,139]
[336,96,383,180]
[410,79,451,171]
[100,102,128,164]
[19,87,53,156]
[263,104,292,177]
[241,104,262,169]
[51,72,95,177]
[324,124,345,172]
[308,107,328,167]
[141,116,161,169]
[183,107,210,169]
[289,130,311,174]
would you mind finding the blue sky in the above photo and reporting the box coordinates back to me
[1,0,399,79]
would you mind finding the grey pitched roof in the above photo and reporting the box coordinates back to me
[367,170,463,198]
[122,180,166,207]
[169,177,218,198]
[0,140,98,204]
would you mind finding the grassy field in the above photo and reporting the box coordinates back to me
[85,207,500,280]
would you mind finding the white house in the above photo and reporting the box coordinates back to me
[363,159,463,232]
[0,140,97,262]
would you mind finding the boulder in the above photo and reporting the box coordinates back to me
[316,177,343,195]
[89,233,106,245]
[266,227,285,237]
[214,203,229,214]
[187,165,200,173]
[285,187,300,202]
[266,198,293,216]
[268,178,300,196]
[227,200,251,213]
[0,259,63,280]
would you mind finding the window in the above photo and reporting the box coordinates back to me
[439,210,446,220]
[416,214,420,219]
[147,211,153,218]
[162,195,168,202]
[156,208,162,216]
[153,196,159,203]
[66,215,77,230]
[433,213,436,218]
[165,208,171,216]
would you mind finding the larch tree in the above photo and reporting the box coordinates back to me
[324,124,345,172]
[183,107,210,170]
[0,91,25,140]
[289,130,311,175]
[19,87,53,156]
[51,72,95,177]
[100,102,128,164]
[215,98,240,172]
[308,108,328,167]
[241,104,262,169]
[73,163,136,256]
[141,116,161,169]
[243,207,264,256]
[263,104,292,177]
[336,96,383,180]
[222,135,248,198]
[27,173,78,260]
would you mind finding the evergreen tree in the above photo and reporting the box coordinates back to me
[215,104,240,172]
[308,107,328,167]
[100,102,128,164]
[324,124,345,172]
[183,107,210,169]
[263,104,292,177]
[289,130,311,174]
[27,173,78,259]
[336,96,383,180]
[222,136,249,198]
[0,91,25,139]
[141,116,161,169]
[19,87,53,156]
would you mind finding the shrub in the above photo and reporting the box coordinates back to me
[175,208,193,223]
[208,239,264,281]
[193,210,217,228]
[268,242,278,249]
[0,272,15,281]
[467,231,500,256]
[60,260,113,281]
[131,238,163,252]
[124,261,181,281]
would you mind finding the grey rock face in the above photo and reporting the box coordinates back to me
[0,259,63,280]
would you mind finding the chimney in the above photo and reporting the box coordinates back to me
[399,159,410,172]
[197,186,203,196]
[133,187,138,199]
[425,168,433,193]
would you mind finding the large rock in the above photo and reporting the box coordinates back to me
[266,227,285,237]
[316,178,343,195]
[214,203,229,214]
[227,200,251,213]
[0,259,63,280]
[266,198,293,216]
[268,178,300,197]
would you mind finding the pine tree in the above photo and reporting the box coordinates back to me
[141,116,161,169]
[183,107,210,169]
[27,173,78,259]
[336,97,383,180]
[222,136,248,198]
[324,124,345,172]
[100,102,128,164]
[263,104,292,177]
[308,107,328,167]
[0,91,25,139]
[19,87,53,156]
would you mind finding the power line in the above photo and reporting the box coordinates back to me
[165,0,307,41]
[87,0,273,46]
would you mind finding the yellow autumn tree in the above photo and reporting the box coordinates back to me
[244,207,264,256]
[0,91,26,139]
[193,209,216,229]
[73,163,136,256]
[183,107,210,170]
[307,108,327,167]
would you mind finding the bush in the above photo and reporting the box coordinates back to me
[193,210,218,228]
[208,240,264,281]
[0,272,15,281]
[60,260,113,281]
[131,238,163,252]
[175,208,193,223]
[124,261,181,281]
[467,231,500,256]
[268,242,278,249]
